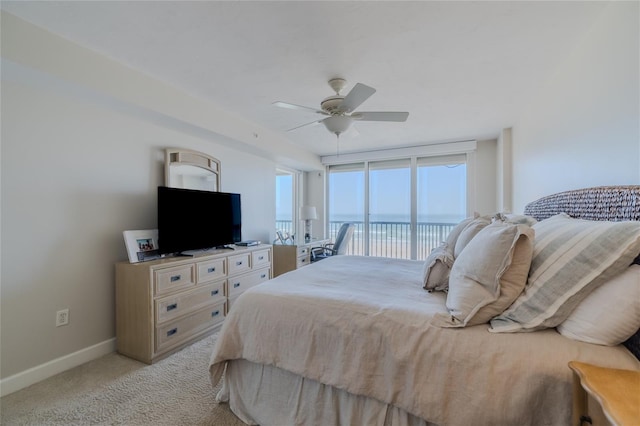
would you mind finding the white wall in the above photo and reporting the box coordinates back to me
[474,139,497,216]
[496,128,513,213]
[1,78,276,377]
[0,12,320,391]
[512,2,639,212]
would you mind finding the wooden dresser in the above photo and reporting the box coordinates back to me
[272,239,330,277]
[115,244,272,364]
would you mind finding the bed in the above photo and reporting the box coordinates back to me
[209,186,640,425]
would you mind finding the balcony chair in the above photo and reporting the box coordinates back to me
[311,223,355,262]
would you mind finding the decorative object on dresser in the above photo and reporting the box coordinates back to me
[299,205,318,242]
[115,244,272,364]
[273,238,330,277]
[122,229,161,263]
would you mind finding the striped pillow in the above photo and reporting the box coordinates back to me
[490,214,640,333]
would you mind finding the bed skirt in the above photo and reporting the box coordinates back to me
[218,359,432,426]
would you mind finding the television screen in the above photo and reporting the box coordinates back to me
[158,186,241,255]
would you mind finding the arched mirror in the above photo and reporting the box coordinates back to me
[165,149,220,191]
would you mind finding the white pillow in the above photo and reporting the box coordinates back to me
[423,216,476,291]
[453,217,491,258]
[421,244,454,291]
[491,214,640,333]
[432,222,534,328]
[557,265,640,346]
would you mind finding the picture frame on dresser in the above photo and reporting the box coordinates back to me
[123,229,161,263]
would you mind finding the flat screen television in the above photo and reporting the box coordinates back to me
[158,186,241,255]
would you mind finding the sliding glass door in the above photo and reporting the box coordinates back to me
[328,154,466,260]
[416,155,466,259]
[369,159,411,258]
[327,164,365,255]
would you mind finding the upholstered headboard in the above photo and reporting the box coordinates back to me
[524,185,640,360]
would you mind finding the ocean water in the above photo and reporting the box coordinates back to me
[277,214,463,224]
[329,213,463,224]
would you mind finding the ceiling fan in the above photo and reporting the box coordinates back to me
[273,78,409,138]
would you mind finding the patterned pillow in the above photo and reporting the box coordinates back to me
[490,214,640,333]
[432,222,534,327]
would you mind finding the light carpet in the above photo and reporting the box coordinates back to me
[1,333,244,425]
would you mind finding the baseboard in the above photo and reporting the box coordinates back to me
[0,338,117,397]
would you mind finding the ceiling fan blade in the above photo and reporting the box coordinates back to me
[351,111,409,122]
[286,119,324,132]
[273,101,328,115]
[338,83,376,113]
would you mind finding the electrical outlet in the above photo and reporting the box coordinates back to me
[56,309,69,327]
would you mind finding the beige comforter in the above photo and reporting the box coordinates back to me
[209,256,639,425]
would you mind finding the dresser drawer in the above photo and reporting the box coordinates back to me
[228,268,271,298]
[155,301,225,353]
[197,258,226,283]
[155,281,226,324]
[252,249,271,268]
[154,264,195,296]
[297,246,310,257]
[228,253,251,276]
[297,255,310,268]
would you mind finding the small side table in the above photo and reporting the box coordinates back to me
[272,239,330,277]
[568,361,640,426]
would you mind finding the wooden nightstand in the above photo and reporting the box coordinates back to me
[272,239,330,277]
[568,361,640,426]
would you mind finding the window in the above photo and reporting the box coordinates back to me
[275,170,294,237]
[327,153,467,260]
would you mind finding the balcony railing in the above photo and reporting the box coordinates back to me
[276,220,294,236]
[276,220,456,260]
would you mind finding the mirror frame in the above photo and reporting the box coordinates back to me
[165,148,221,192]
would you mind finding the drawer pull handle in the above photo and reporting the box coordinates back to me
[236,261,243,266]
[207,267,216,273]
[170,275,181,282]
[258,256,264,260]
[166,303,178,312]
[211,289,219,296]
[261,274,266,279]
[167,328,178,337]
[233,282,240,288]
[211,310,220,317]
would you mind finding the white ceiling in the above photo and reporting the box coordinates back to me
[2,1,608,156]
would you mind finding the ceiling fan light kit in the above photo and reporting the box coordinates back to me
[273,78,409,139]
[322,116,353,136]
